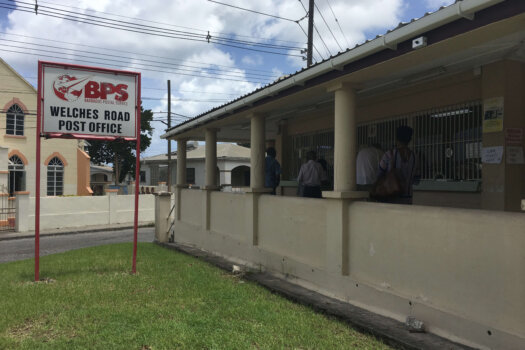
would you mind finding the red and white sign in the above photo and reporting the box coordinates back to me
[34,61,142,281]
[39,62,140,140]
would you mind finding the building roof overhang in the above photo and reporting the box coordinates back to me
[161,0,525,142]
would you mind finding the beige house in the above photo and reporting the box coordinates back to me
[0,57,92,197]
[141,143,250,191]
[160,1,525,349]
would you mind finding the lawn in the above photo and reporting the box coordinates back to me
[0,243,393,349]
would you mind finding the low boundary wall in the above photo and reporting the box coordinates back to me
[168,188,525,350]
[16,194,155,231]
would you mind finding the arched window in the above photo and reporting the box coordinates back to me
[47,157,64,196]
[8,155,25,195]
[6,104,24,136]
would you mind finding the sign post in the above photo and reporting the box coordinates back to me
[36,61,141,280]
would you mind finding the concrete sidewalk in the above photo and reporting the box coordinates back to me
[0,222,154,241]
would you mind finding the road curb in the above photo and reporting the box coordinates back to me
[0,223,154,242]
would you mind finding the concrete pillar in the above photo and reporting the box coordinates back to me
[250,114,265,190]
[106,189,117,224]
[205,129,218,189]
[333,84,357,192]
[15,191,29,232]
[176,139,187,187]
[176,139,187,221]
[154,192,172,243]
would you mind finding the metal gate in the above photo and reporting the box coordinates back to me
[0,185,15,232]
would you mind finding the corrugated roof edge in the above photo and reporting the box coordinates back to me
[162,0,505,140]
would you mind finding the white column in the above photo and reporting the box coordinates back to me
[154,192,171,242]
[250,114,265,190]
[176,139,187,187]
[205,129,218,189]
[334,84,357,192]
[15,191,29,232]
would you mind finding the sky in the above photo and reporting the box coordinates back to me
[0,0,455,157]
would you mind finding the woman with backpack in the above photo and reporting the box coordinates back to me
[376,125,419,204]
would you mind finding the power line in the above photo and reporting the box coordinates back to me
[296,20,322,62]
[314,2,342,51]
[207,0,303,23]
[296,0,323,63]
[11,0,303,51]
[0,38,277,81]
[36,0,306,46]
[0,31,280,75]
[325,0,350,48]
[1,1,303,57]
[0,47,268,84]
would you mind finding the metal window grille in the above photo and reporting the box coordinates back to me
[357,101,483,181]
[290,130,334,181]
[47,157,64,196]
[8,155,25,196]
[6,104,24,136]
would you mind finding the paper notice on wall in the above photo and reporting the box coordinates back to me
[481,146,504,164]
[506,146,524,164]
[483,97,504,133]
[505,128,524,146]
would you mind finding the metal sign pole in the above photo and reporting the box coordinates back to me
[35,62,42,282]
[132,75,141,274]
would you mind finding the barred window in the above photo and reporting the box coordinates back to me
[357,101,482,182]
[6,104,24,136]
[47,157,64,196]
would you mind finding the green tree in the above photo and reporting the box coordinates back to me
[88,105,153,184]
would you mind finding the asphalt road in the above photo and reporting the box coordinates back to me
[0,227,155,263]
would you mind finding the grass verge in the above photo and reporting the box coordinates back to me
[0,243,393,349]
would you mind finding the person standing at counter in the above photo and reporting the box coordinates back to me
[297,151,326,198]
[265,147,281,195]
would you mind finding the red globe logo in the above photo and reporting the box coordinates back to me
[53,75,91,102]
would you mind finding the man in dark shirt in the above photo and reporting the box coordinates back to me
[265,147,281,195]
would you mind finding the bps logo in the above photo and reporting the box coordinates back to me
[53,75,129,102]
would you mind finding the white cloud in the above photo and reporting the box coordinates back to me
[425,0,455,9]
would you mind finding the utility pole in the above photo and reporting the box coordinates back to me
[167,80,172,192]
[307,0,314,67]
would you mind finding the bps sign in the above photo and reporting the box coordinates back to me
[39,62,140,140]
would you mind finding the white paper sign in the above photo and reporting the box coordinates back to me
[506,146,525,164]
[481,146,504,164]
[40,63,139,139]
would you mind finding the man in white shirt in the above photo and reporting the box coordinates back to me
[297,151,326,198]
[356,144,383,192]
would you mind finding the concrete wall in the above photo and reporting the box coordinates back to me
[23,194,154,231]
[171,189,525,349]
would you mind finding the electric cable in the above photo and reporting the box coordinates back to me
[325,0,350,48]
[314,2,342,51]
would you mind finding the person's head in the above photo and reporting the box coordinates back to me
[396,126,413,146]
[306,151,316,161]
[266,147,276,158]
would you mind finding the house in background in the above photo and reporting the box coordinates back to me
[0,57,92,196]
[141,143,250,191]
[90,164,113,195]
